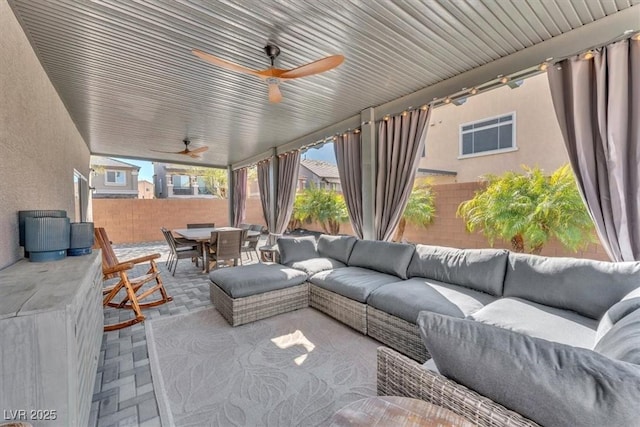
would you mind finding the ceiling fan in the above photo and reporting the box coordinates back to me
[192,44,344,103]
[151,138,208,159]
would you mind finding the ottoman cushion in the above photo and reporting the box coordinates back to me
[209,264,307,298]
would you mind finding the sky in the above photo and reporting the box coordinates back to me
[114,142,336,181]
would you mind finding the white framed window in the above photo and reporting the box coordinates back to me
[459,112,516,158]
[173,175,190,189]
[105,170,126,186]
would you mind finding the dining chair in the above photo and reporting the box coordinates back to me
[161,227,197,270]
[249,224,266,233]
[161,228,201,275]
[206,229,243,272]
[187,223,215,229]
[242,229,261,261]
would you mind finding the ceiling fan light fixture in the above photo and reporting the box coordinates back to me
[267,79,283,103]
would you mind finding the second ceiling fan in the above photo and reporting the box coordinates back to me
[192,44,344,103]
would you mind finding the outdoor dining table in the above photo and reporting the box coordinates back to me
[173,227,260,272]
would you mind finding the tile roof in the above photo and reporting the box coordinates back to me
[90,156,139,169]
[300,159,340,179]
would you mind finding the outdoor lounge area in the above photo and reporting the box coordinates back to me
[2,1,640,427]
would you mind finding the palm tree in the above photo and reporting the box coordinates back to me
[394,178,436,242]
[457,164,596,254]
[291,186,349,235]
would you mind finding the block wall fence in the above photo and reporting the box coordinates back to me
[93,182,609,261]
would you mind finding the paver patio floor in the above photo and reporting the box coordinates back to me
[90,240,262,427]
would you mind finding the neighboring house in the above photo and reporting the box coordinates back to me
[138,179,154,199]
[153,163,218,198]
[419,73,569,183]
[90,156,139,199]
[299,159,341,192]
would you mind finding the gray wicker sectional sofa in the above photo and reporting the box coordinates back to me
[210,234,640,426]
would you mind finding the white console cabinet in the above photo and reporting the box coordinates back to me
[0,252,103,427]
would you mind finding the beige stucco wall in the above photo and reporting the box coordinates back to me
[0,0,90,269]
[420,73,570,182]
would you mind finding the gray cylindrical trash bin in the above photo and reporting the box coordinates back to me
[24,216,70,262]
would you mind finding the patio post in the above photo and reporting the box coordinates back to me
[227,165,234,226]
[269,147,278,233]
[360,107,376,240]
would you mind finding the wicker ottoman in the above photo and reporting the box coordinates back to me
[209,264,309,326]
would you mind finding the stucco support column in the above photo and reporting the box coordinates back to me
[166,174,174,197]
[190,175,199,196]
[227,165,234,226]
[360,107,376,240]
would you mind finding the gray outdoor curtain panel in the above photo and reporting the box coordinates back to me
[232,167,247,227]
[275,151,301,234]
[256,152,301,236]
[547,38,640,261]
[375,108,431,241]
[334,132,363,238]
[257,159,273,231]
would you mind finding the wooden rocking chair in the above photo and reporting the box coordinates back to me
[94,227,173,331]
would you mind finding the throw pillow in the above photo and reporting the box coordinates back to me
[348,239,414,279]
[595,286,640,343]
[277,235,318,265]
[594,307,640,365]
[316,234,357,264]
[417,311,640,427]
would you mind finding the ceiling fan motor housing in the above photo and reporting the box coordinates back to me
[264,44,281,65]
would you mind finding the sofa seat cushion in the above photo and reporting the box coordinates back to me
[470,297,597,348]
[309,267,400,303]
[209,264,308,298]
[418,311,640,427]
[367,278,496,324]
[408,245,508,297]
[348,239,415,279]
[287,257,347,276]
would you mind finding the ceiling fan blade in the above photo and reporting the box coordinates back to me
[268,83,283,103]
[279,55,344,79]
[188,146,209,155]
[192,49,261,77]
[150,148,189,155]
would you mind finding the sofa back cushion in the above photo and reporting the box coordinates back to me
[348,239,414,279]
[407,245,508,296]
[277,235,318,265]
[317,234,357,264]
[418,311,640,427]
[504,253,640,320]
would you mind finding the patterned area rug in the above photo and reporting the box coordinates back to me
[146,307,379,426]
